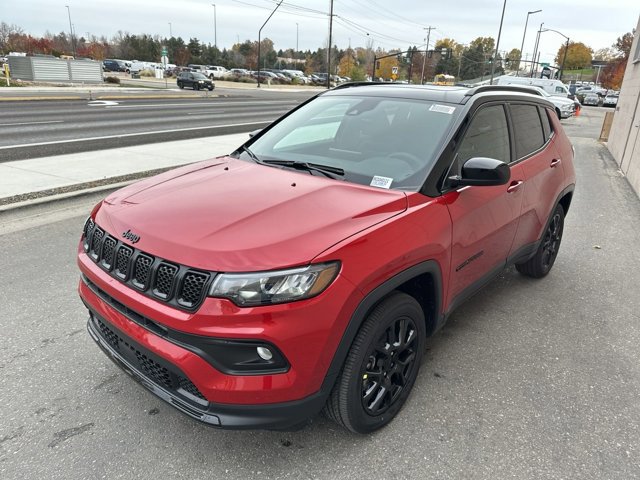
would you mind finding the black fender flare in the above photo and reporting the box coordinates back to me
[319,259,443,393]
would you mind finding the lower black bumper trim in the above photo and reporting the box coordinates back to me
[86,312,329,430]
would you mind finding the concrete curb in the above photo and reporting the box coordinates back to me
[0,167,177,212]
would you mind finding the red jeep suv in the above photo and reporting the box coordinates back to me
[78,84,575,433]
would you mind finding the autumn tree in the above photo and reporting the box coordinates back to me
[614,32,634,58]
[337,47,365,80]
[505,48,521,70]
[600,30,635,90]
[593,47,617,61]
[555,41,592,70]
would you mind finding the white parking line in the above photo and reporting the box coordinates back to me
[104,101,297,109]
[0,120,64,127]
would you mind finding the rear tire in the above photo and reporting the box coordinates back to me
[324,292,426,433]
[178,82,184,89]
[516,204,565,278]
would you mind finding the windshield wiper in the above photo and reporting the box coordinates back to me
[237,145,261,163]
[261,160,345,179]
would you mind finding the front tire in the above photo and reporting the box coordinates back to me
[516,204,565,278]
[324,292,426,433]
[194,83,200,91]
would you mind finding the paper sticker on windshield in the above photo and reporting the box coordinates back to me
[429,104,455,115]
[370,176,393,189]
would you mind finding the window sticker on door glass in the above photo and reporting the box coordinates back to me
[429,104,456,115]
[370,176,393,189]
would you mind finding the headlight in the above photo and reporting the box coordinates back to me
[209,262,340,306]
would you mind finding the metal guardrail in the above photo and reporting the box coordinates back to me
[8,56,103,83]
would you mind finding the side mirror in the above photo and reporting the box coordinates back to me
[248,129,262,138]
[449,157,510,187]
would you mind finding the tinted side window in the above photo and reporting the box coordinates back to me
[539,107,552,141]
[510,104,545,159]
[457,105,510,164]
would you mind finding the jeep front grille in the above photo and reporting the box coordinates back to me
[82,221,213,311]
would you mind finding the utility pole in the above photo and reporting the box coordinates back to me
[489,0,507,85]
[211,4,217,48]
[296,23,299,53]
[327,0,334,89]
[168,22,172,38]
[65,5,76,57]
[420,26,434,84]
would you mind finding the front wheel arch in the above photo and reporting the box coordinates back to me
[320,261,443,396]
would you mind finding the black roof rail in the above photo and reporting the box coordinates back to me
[331,81,392,90]
[465,84,541,97]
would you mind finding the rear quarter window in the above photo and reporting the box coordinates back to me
[539,107,552,141]
[510,104,545,159]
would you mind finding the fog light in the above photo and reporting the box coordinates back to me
[256,346,273,361]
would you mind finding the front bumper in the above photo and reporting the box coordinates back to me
[86,308,328,430]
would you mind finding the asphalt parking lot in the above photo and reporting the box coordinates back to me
[1,106,639,479]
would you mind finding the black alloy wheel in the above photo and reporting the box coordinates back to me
[361,316,420,416]
[516,203,565,278]
[177,82,183,89]
[541,210,563,270]
[324,291,426,433]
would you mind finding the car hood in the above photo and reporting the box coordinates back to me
[98,157,408,272]
[548,96,574,106]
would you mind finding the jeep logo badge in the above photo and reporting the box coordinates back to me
[122,229,140,244]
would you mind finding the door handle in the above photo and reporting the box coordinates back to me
[507,180,523,193]
[550,158,562,168]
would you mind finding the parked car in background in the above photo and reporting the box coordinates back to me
[497,85,575,119]
[229,68,251,77]
[582,92,602,106]
[496,76,570,97]
[176,71,214,90]
[252,70,279,83]
[603,94,618,107]
[103,59,125,72]
[79,83,575,434]
[207,65,229,79]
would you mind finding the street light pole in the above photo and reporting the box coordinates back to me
[168,22,172,38]
[517,9,541,76]
[541,28,569,81]
[296,23,299,53]
[211,4,217,48]
[65,5,76,57]
[530,22,544,78]
[257,0,283,88]
[489,0,507,85]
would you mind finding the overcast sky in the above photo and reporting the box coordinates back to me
[5,0,639,64]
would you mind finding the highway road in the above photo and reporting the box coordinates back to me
[0,88,317,161]
[1,108,640,479]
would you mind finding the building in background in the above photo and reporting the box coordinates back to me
[607,16,640,197]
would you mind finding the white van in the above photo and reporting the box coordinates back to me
[495,76,570,97]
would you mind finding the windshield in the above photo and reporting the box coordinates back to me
[240,95,458,191]
[192,73,208,80]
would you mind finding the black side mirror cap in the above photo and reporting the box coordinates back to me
[449,157,510,188]
[248,129,262,138]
